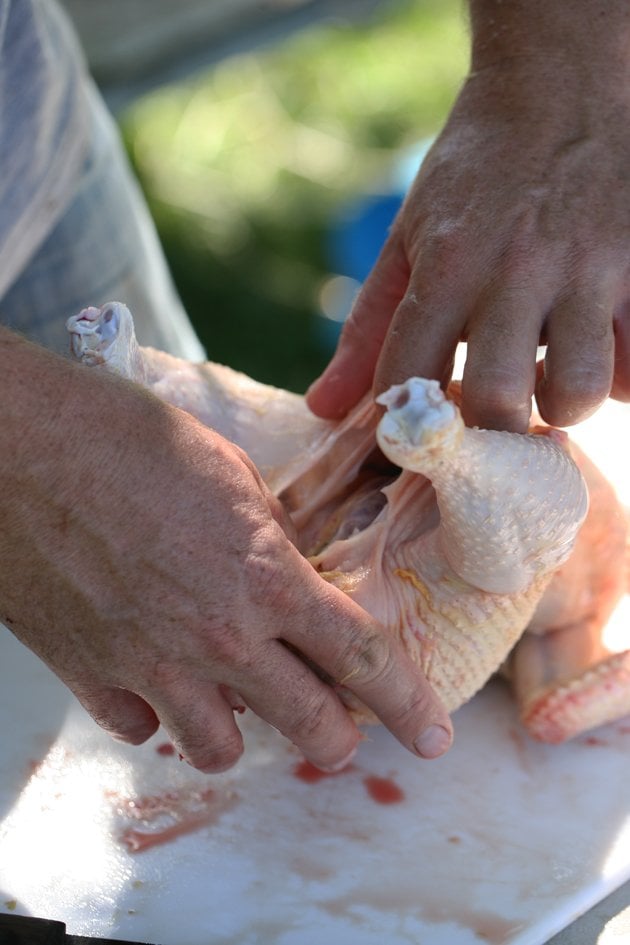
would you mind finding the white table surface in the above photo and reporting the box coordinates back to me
[1,400,628,945]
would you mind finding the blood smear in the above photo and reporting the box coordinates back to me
[113,786,237,853]
[155,742,176,756]
[363,775,405,805]
[293,760,354,783]
[121,813,213,853]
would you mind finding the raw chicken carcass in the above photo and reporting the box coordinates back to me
[66,302,630,743]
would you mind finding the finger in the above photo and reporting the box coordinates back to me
[536,289,615,426]
[71,682,160,745]
[236,639,362,772]
[306,232,409,419]
[612,301,630,402]
[461,287,542,432]
[371,253,477,401]
[142,672,244,774]
[286,576,453,760]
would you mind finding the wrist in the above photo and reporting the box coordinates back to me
[0,328,162,503]
[468,0,630,80]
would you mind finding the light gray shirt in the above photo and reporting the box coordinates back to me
[0,0,88,300]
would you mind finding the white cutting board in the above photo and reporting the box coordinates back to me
[0,399,629,945]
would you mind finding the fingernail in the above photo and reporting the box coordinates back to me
[414,725,452,759]
[311,746,357,774]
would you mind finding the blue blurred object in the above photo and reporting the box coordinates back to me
[328,191,403,283]
[316,138,433,351]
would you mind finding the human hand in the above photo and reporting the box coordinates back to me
[0,331,452,772]
[307,1,630,432]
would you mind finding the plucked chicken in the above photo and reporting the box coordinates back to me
[66,302,630,743]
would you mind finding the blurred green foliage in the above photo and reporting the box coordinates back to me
[121,0,468,391]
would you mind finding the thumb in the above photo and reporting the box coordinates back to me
[306,232,409,419]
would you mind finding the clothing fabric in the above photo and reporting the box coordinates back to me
[0,0,87,302]
[0,0,205,360]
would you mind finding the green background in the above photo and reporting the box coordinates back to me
[121,0,469,391]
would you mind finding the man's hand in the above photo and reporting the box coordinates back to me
[307,0,630,432]
[0,329,452,772]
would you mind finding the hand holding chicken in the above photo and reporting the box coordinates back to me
[66,302,630,745]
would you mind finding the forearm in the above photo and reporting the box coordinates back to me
[467,0,630,75]
[0,327,170,639]
[451,0,630,173]
[0,325,161,513]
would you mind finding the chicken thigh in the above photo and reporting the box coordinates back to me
[67,302,630,741]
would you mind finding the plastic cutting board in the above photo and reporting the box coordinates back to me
[0,400,628,945]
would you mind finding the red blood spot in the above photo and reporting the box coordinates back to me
[155,742,175,756]
[293,759,354,783]
[363,775,405,804]
[582,735,608,747]
[233,705,246,715]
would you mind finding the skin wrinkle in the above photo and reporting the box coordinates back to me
[285,688,338,742]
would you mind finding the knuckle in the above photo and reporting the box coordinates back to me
[192,734,244,774]
[149,657,187,690]
[476,388,529,420]
[338,307,382,356]
[201,620,249,667]
[289,691,333,742]
[110,721,156,746]
[390,688,439,731]
[569,371,611,405]
[392,293,422,325]
[417,223,467,272]
[463,373,532,431]
[86,695,157,745]
[243,542,288,604]
[544,371,610,422]
[339,626,394,689]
